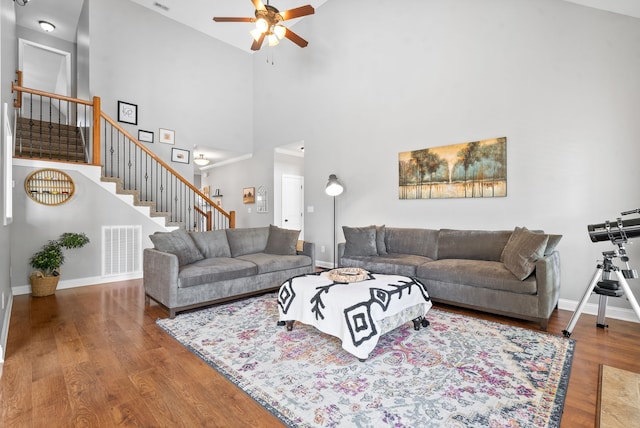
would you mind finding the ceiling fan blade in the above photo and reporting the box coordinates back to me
[251,32,266,51]
[280,5,315,21]
[213,17,254,23]
[252,0,266,11]
[284,28,309,48]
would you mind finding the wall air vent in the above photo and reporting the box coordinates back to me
[102,225,142,276]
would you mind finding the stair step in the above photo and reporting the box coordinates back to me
[14,150,86,162]
[15,117,86,163]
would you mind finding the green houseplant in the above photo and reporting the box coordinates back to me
[29,232,90,296]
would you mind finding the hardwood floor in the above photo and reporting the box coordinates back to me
[1,279,638,427]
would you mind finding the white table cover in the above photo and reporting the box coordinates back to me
[278,272,432,360]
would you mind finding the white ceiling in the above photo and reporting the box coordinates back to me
[13,0,640,50]
[14,0,329,52]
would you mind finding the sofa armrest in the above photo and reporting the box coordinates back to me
[298,241,316,271]
[337,242,346,266]
[143,248,180,309]
[535,251,561,318]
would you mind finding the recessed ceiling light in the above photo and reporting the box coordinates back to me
[39,20,55,32]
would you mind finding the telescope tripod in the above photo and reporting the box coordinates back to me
[563,246,640,337]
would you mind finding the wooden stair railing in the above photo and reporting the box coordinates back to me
[11,80,235,231]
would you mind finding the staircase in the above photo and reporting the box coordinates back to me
[100,176,178,229]
[14,117,87,162]
[11,80,235,231]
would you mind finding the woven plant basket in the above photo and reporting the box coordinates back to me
[30,271,60,297]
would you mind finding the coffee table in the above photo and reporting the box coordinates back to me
[277,271,432,360]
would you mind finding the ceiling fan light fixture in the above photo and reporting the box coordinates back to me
[250,27,264,41]
[267,33,280,46]
[273,24,286,40]
[194,154,210,166]
[255,18,268,33]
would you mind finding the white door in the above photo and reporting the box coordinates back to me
[282,175,304,237]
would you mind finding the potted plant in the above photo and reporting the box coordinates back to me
[29,232,90,297]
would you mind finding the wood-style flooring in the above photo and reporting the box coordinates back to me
[1,279,639,427]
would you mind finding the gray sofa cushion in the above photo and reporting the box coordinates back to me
[417,259,537,294]
[178,257,257,288]
[343,225,378,256]
[340,254,433,277]
[150,229,204,266]
[501,227,549,280]
[384,228,439,259]
[264,225,300,256]
[437,229,512,261]
[376,225,388,255]
[226,227,269,257]
[237,253,311,274]
[189,230,232,258]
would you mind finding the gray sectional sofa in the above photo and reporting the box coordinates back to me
[338,226,562,330]
[144,225,315,318]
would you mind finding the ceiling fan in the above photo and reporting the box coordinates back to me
[213,0,315,51]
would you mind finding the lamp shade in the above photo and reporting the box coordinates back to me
[325,174,344,196]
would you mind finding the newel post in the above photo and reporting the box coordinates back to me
[229,211,236,229]
[92,96,101,166]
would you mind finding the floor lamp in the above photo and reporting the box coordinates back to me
[325,174,344,268]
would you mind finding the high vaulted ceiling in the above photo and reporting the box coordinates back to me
[14,1,640,51]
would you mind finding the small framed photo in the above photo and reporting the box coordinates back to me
[117,101,137,125]
[171,148,190,164]
[243,187,255,204]
[159,128,175,145]
[138,129,154,143]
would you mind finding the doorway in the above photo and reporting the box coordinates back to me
[281,174,304,238]
[18,38,72,122]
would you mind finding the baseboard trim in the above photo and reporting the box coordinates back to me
[316,261,334,269]
[558,298,640,324]
[12,272,143,296]
[0,294,13,363]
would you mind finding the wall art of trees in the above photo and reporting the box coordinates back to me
[399,137,507,199]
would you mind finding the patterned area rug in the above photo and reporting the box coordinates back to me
[157,293,575,428]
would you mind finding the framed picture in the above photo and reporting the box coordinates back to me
[398,137,507,200]
[159,128,175,145]
[117,101,137,125]
[171,148,190,164]
[138,129,154,143]
[243,187,255,204]
[257,186,268,213]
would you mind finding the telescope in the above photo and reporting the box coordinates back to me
[588,209,640,243]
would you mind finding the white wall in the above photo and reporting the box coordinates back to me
[203,148,274,228]
[0,0,16,361]
[88,0,254,182]
[11,163,167,289]
[250,0,640,310]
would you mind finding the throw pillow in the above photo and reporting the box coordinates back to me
[189,230,232,258]
[376,225,388,255]
[543,234,562,255]
[226,227,270,257]
[149,229,204,266]
[264,225,301,256]
[501,227,549,280]
[343,225,378,257]
[529,230,563,256]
